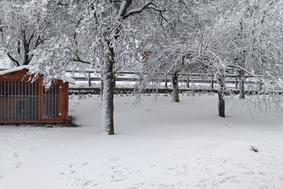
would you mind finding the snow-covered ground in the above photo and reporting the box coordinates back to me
[1,94,283,189]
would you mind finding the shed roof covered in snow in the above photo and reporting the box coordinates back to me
[0,66,75,84]
[0,66,30,75]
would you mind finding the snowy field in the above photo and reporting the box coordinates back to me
[1,94,283,189]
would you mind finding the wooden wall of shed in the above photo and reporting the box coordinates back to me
[0,69,69,125]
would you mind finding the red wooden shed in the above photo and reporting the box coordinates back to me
[0,66,72,125]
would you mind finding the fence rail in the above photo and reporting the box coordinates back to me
[69,87,280,95]
[66,70,264,95]
[0,68,264,95]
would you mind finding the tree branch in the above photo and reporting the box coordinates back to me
[34,36,44,48]
[0,25,7,32]
[123,0,166,21]
[117,0,137,18]
[7,53,20,67]
[28,32,35,47]
[72,54,91,64]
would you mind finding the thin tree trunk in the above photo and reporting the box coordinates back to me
[102,42,115,135]
[100,74,104,102]
[186,76,190,88]
[239,70,245,99]
[217,71,225,118]
[165,76,168,88]
[172,71,180,102]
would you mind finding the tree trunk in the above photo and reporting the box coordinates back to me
[165,76,168,88]
[186,76,190,88]
[172,71,180,102]
[100,74,104,102]
[217,71,225,118]
[238,70,245,99]
[211,75,214,90]
[218,92,225,118]
[22,30,31,66]
[102,42,115,135]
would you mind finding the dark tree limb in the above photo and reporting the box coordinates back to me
[72,54,91,64]
[34,36,44,48]
[27,32,36,47]
[72,17,92,65]
[7,53,20,67]
[0,25,7,32]
[123,0,167,22]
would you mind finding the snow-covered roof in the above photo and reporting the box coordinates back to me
[0,66,75,84]
[0,65,29,75]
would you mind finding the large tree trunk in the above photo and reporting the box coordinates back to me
[102,42,115,135]
[217,71,225,118]
[218,92,225,118]
[22,30,31,66]
[172,71,180,102]
[238,69,245,99]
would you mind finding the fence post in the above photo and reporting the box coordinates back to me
[113,76,116,88]
[235,77,238,89]
[165,76,168,88]
[186,76,190,88]
[100,73,103,99]
[211,75,214,90]
[259,81,263,91]
[88,72,91,87]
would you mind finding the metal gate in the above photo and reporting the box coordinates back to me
[42,85,59,120]
[0,81,39,122]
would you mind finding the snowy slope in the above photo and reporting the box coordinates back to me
[0,95,283,189]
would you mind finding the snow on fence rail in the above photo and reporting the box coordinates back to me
[65,70,264,95]
[0,68,265,95]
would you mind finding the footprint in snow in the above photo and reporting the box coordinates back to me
[150,163,157,167]
[109,158,119,162]
[83,180,93,186]
[112,177,127,182]
[128,182,145,189]
[218,175,238,184]
[217,172,226,176]
[167,166,177,171]
[15,161,22,169]
[14,152,19,158]
[158,184,175,189]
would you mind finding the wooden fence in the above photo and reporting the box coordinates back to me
[0,68,264,95]
[66,70,263,95]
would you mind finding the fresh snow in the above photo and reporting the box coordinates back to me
[1,95,283,189]
[0,66,30,76]
[0,66,75,84]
